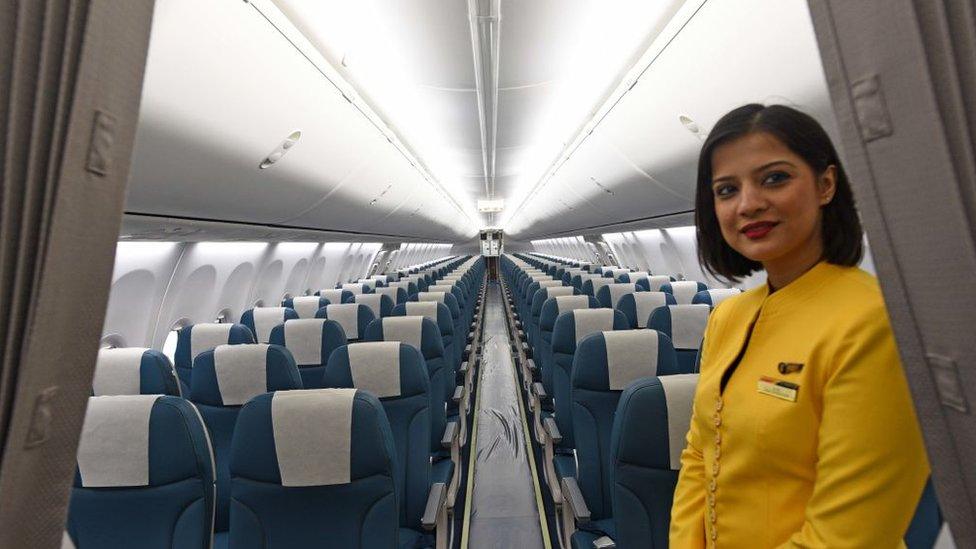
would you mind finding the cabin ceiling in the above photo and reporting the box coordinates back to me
[124,0,834,243]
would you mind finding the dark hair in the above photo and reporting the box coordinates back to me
[695,104,863,281]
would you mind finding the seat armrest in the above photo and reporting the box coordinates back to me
[543,416,562,445]
[441,420,459,449]
[526,359,537,373]
[452,385,464,405]
[459,361,469,375]
[532,382,548,401]
[421,482,447,530]
[593,536,616,549]
[560,477,591,523]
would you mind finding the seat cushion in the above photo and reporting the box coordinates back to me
[553,454,577,481]
[399,527,434,549]
[570,518,616,549]
[431,458,455,486]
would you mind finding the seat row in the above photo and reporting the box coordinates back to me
[66,256,487,549]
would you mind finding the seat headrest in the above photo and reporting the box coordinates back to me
[232,389,394,487]
[417,291,446,304]
[648,305,710,350]
[243,307,296,343]
[537,280,563,289]
[573,330,679,391]
[325,342,428,399]
[613,375,699,470]
[320,303,371,339]
[693,288,742,307]
[599,283,639,309]
[93,348,180,396]
[379,316,425,350]
[277,318,346,366]
[555,295,591,312]
[288,296,329,319]
[190,344,302,406]
[639,275,674,292]
[663,281,707,304]
[585,277,614,295]
[357,279,377,290]
[572,308,617,344]
[76,395,211,488]
[621,271,648,283]
[374,286,403,304]
[403,301,438,323]
[624,292,676,328]
[353,293,390,318]
[341,283,366,294]
[318,289,350,305]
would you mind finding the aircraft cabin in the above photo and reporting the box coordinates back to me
[2,0,974,548]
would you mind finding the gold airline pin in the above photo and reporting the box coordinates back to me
[758,376,799,402]
[778,362,804,374]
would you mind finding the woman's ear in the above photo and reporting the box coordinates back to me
[818,165,837,206]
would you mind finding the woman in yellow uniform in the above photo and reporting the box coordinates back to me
[669,104,931,548]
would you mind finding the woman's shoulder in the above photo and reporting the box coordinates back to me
[821,265,888,317]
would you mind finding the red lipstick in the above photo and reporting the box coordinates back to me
[741,221,778,240]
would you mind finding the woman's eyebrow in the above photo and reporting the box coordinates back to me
[753,160,796,173]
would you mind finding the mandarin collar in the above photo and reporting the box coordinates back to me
[753,261,840,317]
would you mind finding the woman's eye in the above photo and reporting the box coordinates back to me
[762,171,790,185]
[713,184,737,198]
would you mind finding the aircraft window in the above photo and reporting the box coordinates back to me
[162,319,189,364]
[253,299,265,308]
[215,308,232,324]
[303,288,312,296]
[282,292,293,301]
[99,334,125,349]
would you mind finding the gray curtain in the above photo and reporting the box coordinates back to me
[0,1,155,546]
[809,0,976,545]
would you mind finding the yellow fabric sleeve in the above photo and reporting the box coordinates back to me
[777,315,929,548]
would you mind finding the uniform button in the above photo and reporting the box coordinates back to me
[715,396,723,411]
[714,446,721,459]
[712,462,720,476]
[709,478,717,492]
[713,414,721,427]
[709,511,717,524]
[711,529,718,541]
[714,432,721,445]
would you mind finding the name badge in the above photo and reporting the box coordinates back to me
[758,376,799,402]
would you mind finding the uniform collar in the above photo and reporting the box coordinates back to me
[754,260,840,317]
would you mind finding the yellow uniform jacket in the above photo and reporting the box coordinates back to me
[670,262,930,548]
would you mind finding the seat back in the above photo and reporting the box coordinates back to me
[240,307,299,343]
[66,395,215,549]
[617,292,677,329]
[635,274,674,292]
[93,348,181,396]
[596,282,644,309]
[364,316,447,454]
[374,285,408,305]
[647,305,711,372]
[617,270,649,284]
[660,281,708,304]
[610,375,698,547]
[386,280,418,299]
[572,331,679,520]
[395,301,456,370]
[347,293,395,319]
[357,278,379,290]
[282,296,330,319]
[174,323,254,389]
[229,389,398,548]
[189,344,303,531]
[550,309,628,448]
[269,319,347,389]
[315,303,376,341]
[538,295,600,388]
[692,288,742,307]
[317,289,353,307]
[530,286,577,348]
[323,342,431,530]
[582,276,614,297]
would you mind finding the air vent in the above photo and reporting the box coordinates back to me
[259,130,302,169]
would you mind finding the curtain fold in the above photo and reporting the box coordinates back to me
[0,1,155,546]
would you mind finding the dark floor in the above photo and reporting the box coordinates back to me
[466,283,545,549]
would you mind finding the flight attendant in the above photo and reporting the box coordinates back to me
[670,104,930,547]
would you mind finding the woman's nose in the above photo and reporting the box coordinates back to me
[737,183,768,217]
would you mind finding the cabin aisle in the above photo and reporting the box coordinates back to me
[465,282,545,549]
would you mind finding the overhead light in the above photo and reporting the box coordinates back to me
[478,198,505,213]
[259,130,302,169]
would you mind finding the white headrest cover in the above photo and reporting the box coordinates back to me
[284,319,327,366]
[670,281,702,304]
[555,295,590,313]
[78,395,159,487]
[538,280,563,288]
[405,301,438,322]
[291,296,323,319]
[626,271,649,282]
[544,286,575,301]
[93,348,149,396]
[589,277,613,293]
[634,292,670,328]
[342,283,364,295]
[253,307,286,343]
[357,279,377,289]
[387,282,410,291]
[612,269,633,282]
[319,289,345,304]
[383,316,424,349]
[645,275,672,292]
[354,294,383,318]
[347,342,401,398]
[375,287,399,302]
[607,283,638,308]
[418,292,446,305]
[604,331,659,390]
[573,309,615,343]
[670,305,710,349]
[428,285,453,293]
[213,344,270,405]
[707,288,741,306]
[190,323,233,362]
[327,304,361,339]
[661,374,699,469]
[272,388,356,486]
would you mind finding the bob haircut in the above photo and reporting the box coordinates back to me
[695,104,863,281]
